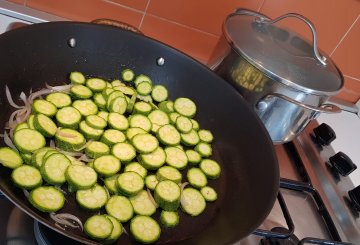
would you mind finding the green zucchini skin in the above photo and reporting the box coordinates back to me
[29,186,65,212]
[154,180,181,211]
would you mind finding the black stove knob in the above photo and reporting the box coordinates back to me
[313,123,336,146]
[329,152,357,176]
[349,186,360,212]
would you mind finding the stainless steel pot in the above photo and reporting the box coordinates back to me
[209,9,344,144]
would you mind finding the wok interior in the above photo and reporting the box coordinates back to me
[0,22,279,245]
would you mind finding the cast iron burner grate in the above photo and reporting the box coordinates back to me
[260,227,300,245]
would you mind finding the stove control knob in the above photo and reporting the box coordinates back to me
[313,123,336,146]
[348,186,360,212]
[329,152,357,176]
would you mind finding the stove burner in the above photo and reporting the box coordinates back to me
[260,227,300,245]
[34,221,83,245]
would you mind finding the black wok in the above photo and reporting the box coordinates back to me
[0,22,279,244]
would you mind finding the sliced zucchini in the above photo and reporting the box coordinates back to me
[154,180,181,211]
[108,112,129,131]
[148,110,169,133]
[84,215,113,240]
[31,147,53,168]
[104,174,119,194]
[151,85,168,102]
[191,119,200,131]
[200,186,218,202]
[124,162,147,178]
[70,84,93,99]
[134,74,152,86]
[181,188,206,216]
[112,142,136,162]
[106,195,134,222]
[103,88,115,99]
[136,81,152,96]
[130,216,161,244]
[156,166,182,184]
[164,147,188,170]
[129,114,152,132]
[116,171,144,196]
[66,164,98,190]
[86,115,107,129]
[93,155,121,177]
[86,78,106,92]
[185,149,202,165]
[76,184,108,210]
[140,147,166,170]
[104,215,123,243]
[29,186,65,212]
[85,141,110,158]
[79,121,104,140]
[160,211,179,228]
[114,85,136,96]
[175,116,193,133]
[70,71,86,84]
[158,100,174,113]
[41,153,71,185]
[34,114,57,137]
[121,68,135,82]
[169,112,180,125]
[20,152,32,164]
[101,129,126,146]
[133,101,152,115]
[97,111,109,122]
[181,129,200,146]
[126,127,147,140]
[93,93,107,109]
[106,82,113,88]
[111,80,123,87]
[145,175,159,190]
[14,129,46,153]
[0,147,23,169]
[72,99,98,116]
[55,128,85,152]
[46,92,72,108]
[106,91,124,109]
[157,124,181,146]
[32,99,57,117]
[195,142,212,157]
[131,133,159,154]
[12,165,42,189]
[174,97,197,118]
[14,122,29,132]
[198,129,214,143]
[137,95,153,103]
[108,96,127,114]
[56,106,82,129]
[187,168,207,189]
[199,159,221,179]
[129,190,157,216]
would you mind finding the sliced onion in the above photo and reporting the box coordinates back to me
[19,92,28,105]
[50,213,80,229]
[55,213,83,231]
[56,148,84,157]
[146,189,159,208]
[28,88,53,103]
[54,186,67,195]
[45,83,72,92]
[23,189,29,198]
[123,228,128,235]
[73,140,93,151]
[4,131,17,151]
[50,140,55,148]
[56,128,77,138]
[104,186,110,198]
[77,154,93,163]
[5,85,22,109]
[55,223,66,230]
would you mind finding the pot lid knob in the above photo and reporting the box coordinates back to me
[329,152,357,177]
[348,185,360,212]
[313,123,336,146]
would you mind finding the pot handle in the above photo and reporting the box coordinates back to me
[259,93,341,113]
[91,19,143,34]
[255,13,327,66]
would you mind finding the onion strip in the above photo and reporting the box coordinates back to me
[50,213,81,229]
[77,154,93,163]
[146,189,159,208]
[56,128,77,138]
[45,83,72,92]
[23,189,29,198]
[55,213,83,231]
[73,140,93,151]
[4,131,17,151]
[5,85,22,109]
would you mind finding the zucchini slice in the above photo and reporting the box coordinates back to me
[112,142,136,162]
[108,112,129,131]
[14,129,46,153]
[154,180,181,211]
[124,162,147,178]
[129,190,157,216]
[41,153,71,185]
[131,133,159,153]
[181,188,206,216]
[169,112,180,125]
[32,99,57,117]
[104,215,123,243]
[31,147,55,168]
[181,129,200,146]
[86,78,106,92]
[108,96,127,114]
[72,99,98,116]
[148,110,169,133]
[134,74,152,86]
[97,111,109,122]
[27,114,35,129]
[164,147,188,170]
[12,165,42,189]
[133,101,152,115]
[145,175,159,191]
[79,121,104,140]
[34,114,57,137]
[104,174,119,194]
[157,124,181,146]
[70,84,93,99]
[101,129,126,145]
[156,166,182,184]
[136,81,152,96]
[198,129,214,143]
[191,119,200,131]
[121,68,135,82]
[85,141,110,158]
[56,106,82,129]
[14,122,29,132]
[55,128,85,152]
[106,91,124,109]
[126,127,147,140]
[129,114,152,132]
[106,195,134,222]
[185,149,202,165]
[174,97,197,118]
[140,147,166,170]
[70,71,86,84]
[160,211,179,228]
[195,142,213,157]
[151,85,168,102]
[94,93,106,109]
[200,186,218,202]
[111,80,123,87]
[65,165,98,190]
[116,171,144,196]
[93,155,121,177]
[199,159,221,179]
[130,216,161,244]
[76,184,108,210]
[187,168,208,189]
[86,115,107,129]
[46,92,72,108]
[20,152,32,165]
[29,186,65,212]
[84,215,113,240]
[0,147,23,169]
[175,116,193,133]
[114,85,136,96]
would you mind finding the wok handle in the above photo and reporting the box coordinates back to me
[91,19,143,35]
[255,13,327,66]
[259,93,342,113]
